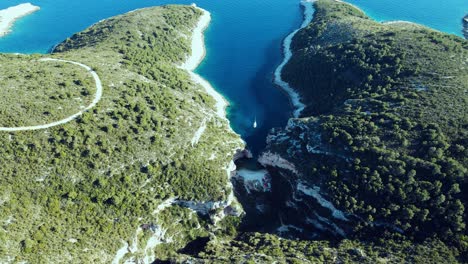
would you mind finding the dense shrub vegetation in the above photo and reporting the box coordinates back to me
[273,0,467,261]
[0,56,94,127]
[1,1,466,262]
[0,5,242,263]
[163,1,467,262]
[172,232,459,263]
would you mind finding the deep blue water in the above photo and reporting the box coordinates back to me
[0,0,466,154]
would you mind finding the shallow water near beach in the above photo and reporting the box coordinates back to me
[0,0,466,154]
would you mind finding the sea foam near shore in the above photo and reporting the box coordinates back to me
[0,3,40,37]
[274,0,315,118]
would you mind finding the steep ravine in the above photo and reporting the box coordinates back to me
[232,121,360,241]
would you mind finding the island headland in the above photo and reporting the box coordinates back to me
[0,5,244,263]
[245,0,467,262]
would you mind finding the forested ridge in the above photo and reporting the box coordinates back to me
[0,6,243,263]
[171,232,459,263]
[259,0,467,261]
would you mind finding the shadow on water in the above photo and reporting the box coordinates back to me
[241,38,292,156]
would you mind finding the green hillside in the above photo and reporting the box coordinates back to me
[1,1,466,263]
[160,1,467,263]
[0,56,95,127]
[262,0,467,261]
[0,5,242,263]
[172,232,459,263]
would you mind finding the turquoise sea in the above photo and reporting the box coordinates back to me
[347,0,467,36]
[0,0,466,154]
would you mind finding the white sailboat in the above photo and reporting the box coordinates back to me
[253,116,257,128]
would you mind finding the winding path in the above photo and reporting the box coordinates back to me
[0,58,103,132]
